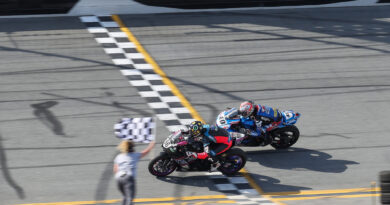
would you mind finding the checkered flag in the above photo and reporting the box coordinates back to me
[114,117,155,143]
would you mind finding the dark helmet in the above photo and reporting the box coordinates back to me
[189,121,204,139]
[239,101,255,118]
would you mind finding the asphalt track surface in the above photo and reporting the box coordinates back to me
[1,5,390,205]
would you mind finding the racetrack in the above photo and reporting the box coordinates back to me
[119,6,390,204]
[1,5,390,205]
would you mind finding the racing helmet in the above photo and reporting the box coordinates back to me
[239,101,255,118]
[188,121,204,141]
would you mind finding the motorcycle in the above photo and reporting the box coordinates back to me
[148,130,247,176]
[216,108,301,149]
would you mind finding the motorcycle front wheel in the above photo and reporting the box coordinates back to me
[270,125,300,149]
[148,153,177,177]
[218,148,247,176]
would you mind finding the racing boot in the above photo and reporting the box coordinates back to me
[208,157,221,172]
[260,131,272,146]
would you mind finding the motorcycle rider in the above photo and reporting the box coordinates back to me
[185,121,233,172]
[226,101,282,145]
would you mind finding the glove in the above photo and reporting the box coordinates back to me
[186,151,197,159]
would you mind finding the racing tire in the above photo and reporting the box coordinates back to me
[148,153,177,177]
[381,183,390,193]
[270,125,300,149]
[382,193,390,204]
[380,171,390,183]
[218,148,247,176]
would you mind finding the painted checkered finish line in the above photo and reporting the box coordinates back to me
[80,15,194,132]
[80,15,277,205]
[207,172,276,204]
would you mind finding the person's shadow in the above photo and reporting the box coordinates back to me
[30,101,69,137]
[247,147,359,173]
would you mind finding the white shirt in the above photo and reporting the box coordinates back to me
[114,152,142,179]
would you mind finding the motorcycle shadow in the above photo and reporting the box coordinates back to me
[247,172,311,194]
[155,173,232,193]
[155,171,311,195]
[246,147,359,173]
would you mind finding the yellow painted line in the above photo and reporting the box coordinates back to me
[239,169,265,194]
[111,14,203,123]
[149,202,236,205]
[16,195,227,205]
[239,169,286,205]
[144,203,175,205]
[264,187,381,196]
[194,200,236,205]
[136,195,227,202]
[274,193,381,201]
[214,200,237,204]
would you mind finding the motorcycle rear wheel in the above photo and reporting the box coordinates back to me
[270,125,300,149]
[148,154,177,177]
[218,148,247,176]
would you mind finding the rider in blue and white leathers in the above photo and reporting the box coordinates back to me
[226,101,282,145]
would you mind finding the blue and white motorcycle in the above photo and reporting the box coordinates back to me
[216,108,301,149]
